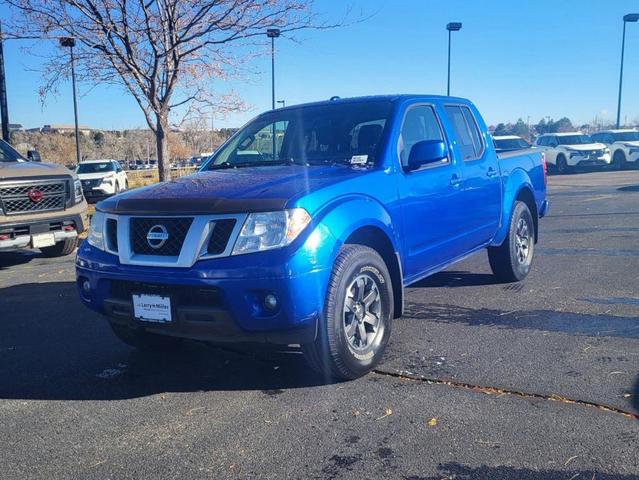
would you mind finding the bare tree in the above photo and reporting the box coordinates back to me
[3,0,339,180]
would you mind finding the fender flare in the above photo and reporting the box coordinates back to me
[491,168,535,246]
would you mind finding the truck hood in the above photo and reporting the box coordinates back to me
[0,161,74,181]
[98,165,365,215]
[564,143,606,151]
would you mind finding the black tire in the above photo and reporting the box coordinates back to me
[40,237,78,257]
[125,180,129,190]
[612,151,626,171]
[302,245,393,380]
[109,322,183,351]
[488,201,535,282]
[556,155,569,174]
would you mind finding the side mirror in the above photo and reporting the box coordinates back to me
[406,140,448,171]
[27,150,42,162]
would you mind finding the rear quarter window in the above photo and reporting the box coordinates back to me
[444,105,484,160]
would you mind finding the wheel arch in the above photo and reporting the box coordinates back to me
[344,226,404,318]
[491,169,538,246]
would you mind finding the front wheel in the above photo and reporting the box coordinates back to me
[612,151,626,171]
[303,245,393,380]
[488,201,535,282]
[556,155,570,174]
[40,237,78,257]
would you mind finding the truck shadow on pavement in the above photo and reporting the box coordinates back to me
[0,281,331,401]
[416,462,639,480]
[1,281,637,408]
[0,250,41,269]
[410,270,506,288]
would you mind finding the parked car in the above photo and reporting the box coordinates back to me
[0,138,88,256]
[493,135,532,153]
[76,160,128,202]
[534,132,610,174]
[590,129,639,170]
[76,95,548,380]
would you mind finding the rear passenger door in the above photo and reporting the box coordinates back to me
[444,105,502,251]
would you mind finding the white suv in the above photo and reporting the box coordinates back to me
[76,160,128,201]
[590,129,639,170]
[534,132,611,174]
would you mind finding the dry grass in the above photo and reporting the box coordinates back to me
[126,167,197,189]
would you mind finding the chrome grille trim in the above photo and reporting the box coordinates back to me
[100,213,247,268]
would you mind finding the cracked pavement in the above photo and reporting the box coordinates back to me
[1,170,638,479]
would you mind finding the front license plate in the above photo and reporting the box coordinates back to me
[132,294,172,323]
[32,233,55,248]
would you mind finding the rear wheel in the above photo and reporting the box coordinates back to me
[303,245,393,380]
[109,322,183,351]
[40,237,78,257]
[556,155,569,174]
[488,201,535,282]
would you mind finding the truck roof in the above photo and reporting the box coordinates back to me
[543,132,584,137]
[594,129,638,134]
[266,94,471,113]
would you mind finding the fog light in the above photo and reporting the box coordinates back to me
[82,280,91,293]
[264,294,278,310]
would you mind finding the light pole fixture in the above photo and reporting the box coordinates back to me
[277,100,285,108]
[266,28,281,111]
[59,36,81,165]
[616,14,639,128]
[446,22,462,96]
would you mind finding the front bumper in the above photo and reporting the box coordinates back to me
[0,204,89,252]
[76,243,330,345]
[567,153,611,167]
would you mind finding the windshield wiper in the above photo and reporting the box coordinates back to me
[208,159,296,170]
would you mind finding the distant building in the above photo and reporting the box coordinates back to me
[0,123,24,132]
[42,124,93,135]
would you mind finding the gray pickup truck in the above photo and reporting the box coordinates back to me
[0,139,88,256]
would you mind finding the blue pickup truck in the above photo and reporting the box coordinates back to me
[76,95,548,379]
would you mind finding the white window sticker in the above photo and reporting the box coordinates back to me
[350,155,368,165]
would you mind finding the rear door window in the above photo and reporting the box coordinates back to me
[445,105,484,161]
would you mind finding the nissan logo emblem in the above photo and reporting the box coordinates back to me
[146,224,169,249]
[28,188,44,203]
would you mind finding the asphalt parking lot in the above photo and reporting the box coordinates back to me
[1,171,638,480]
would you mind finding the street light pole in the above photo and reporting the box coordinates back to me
[60,37,81,165]
[266,29,280,159]
[267,29,281,110]
[616,14,639,129]
[446,22,462,96]
[0,22,10,142]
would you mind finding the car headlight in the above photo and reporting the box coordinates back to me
[102,176,114,185]
[87,211,105,251]
[232,208,311,255]
[604,148,611,155]
[74,179,83,203]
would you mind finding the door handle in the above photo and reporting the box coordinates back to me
[450,174,462,187]
[487,167,498,177]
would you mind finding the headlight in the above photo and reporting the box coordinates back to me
[87,211,105,251]
[604,148,611,155]
[232,208,311,255]
[74,179,83,203]
[102,176,114,185]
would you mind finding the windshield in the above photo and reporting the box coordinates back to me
[76,162,114,174]
[204,101,393,170]
[613,131,639,142]
[494,138,530,152]
[0,139,25,162]
[556,135,593,145]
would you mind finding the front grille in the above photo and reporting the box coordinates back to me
[130,217,193,256]
[0,180,67,215]
[106,218,118,252]
[110,280,224,308]
[207,219,237,254]
[82,178,102,189]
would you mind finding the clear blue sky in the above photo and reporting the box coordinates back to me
[1,0,638,129]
